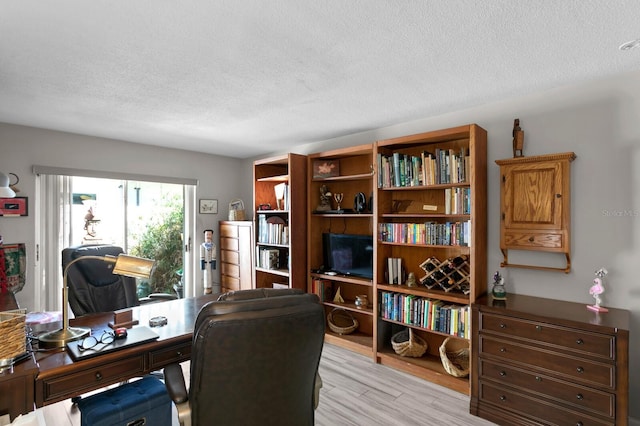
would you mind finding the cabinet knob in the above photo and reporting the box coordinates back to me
[500,348,506,352]
[535,325,542,331]
[499,371,506,376]
[499,395,506,401]
[576,366,584,373]
[576,393,584,400]
[575,338,583,345]
[556,194,562,198]
[576,422,583,426]
[535,376,542,382]
[499,323,506,328]
[177,351,182,357]
[528,236,535,242]
[95,372,103,381]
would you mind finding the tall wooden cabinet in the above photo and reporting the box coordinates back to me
[253,153,307,290]
[374,124,487,393]
[471,294,629,426]
[219,220,254,293]
[307,144,375,357]
[496,152,576,273]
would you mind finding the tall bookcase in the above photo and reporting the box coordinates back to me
[374,124,487,393]
[307,144,376,358]
[253,153,307,290]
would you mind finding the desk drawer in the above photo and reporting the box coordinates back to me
[480,312,615,360]
[220,224,238,238]
[41,356,144,403]
[479,381,613,426]
[148,342,191,370]
[480,336,615,389]
[480,359,614,418]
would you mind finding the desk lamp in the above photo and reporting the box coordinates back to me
[38,254,156,348]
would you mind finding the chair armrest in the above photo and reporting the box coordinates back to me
[164,363,188,404]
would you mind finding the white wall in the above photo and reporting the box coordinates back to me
[0,124,249,310]
[247,70,640,421]
[2,69,639,421]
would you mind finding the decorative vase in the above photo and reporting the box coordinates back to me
[354,295,369,309]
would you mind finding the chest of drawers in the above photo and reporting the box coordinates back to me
[470,294,629,425]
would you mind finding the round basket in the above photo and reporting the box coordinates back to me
[439,336,470,377]
[391,328,427,358]
[327,308,358,335]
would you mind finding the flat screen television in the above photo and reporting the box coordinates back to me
[322,233,374,279]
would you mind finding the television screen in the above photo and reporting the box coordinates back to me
[322,233,374,279]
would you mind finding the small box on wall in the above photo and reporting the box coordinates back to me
[0,197,28,216]
[312,160,340,178]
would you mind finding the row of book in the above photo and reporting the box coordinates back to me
[311,278,333,302]
[376,148,469,188]
[256,215,289,245]
[255,247,284,270]
[378,221,471,246]
[386,257,404,285]
[380,291,470,338]
[444,187,471,215]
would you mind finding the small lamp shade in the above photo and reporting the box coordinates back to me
[111,254,156,279]
[0,172,16,198]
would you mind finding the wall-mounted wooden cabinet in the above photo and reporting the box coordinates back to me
[496,152,576,273]
[253,153,307,290]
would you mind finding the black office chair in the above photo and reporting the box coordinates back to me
[62,244,176,317]
[163,288,325,426]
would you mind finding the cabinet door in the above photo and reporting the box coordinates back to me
[501,160,563,231]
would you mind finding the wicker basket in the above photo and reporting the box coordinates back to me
[439,336,470,377]
[228,199,246,221]
[327,308,358,335]
[391,328,428,358]
[0,309,26,360]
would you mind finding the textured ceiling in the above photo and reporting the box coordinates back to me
[1,1,640,158]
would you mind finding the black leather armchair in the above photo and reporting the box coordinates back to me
[163,288,325,426]
[62,244,175,317]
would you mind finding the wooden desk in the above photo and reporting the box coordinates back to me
[0,292,39,421]
[34,294,217,407]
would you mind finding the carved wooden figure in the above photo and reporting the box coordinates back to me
[512,118,524,157]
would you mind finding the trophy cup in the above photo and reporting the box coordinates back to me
[334,193,344,211]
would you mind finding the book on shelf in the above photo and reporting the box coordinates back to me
[377,147,469,188]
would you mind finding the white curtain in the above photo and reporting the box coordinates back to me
[34,174,71,311]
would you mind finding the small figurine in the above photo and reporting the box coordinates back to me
[406,272,417,287]
[512,118,524,157]
[491,271,507,300]
[333,286,344,303]
[587,267,609,312]
[316,184,332,212]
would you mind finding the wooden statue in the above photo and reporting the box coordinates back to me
[512,118,524,157]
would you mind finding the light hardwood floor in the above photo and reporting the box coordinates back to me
[41,343,495,425]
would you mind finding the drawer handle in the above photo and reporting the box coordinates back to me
[576,366,584,373]
[528,236,534,242]
[575,338,583,345]
[576,422,583,426]
[177,351,182,357]
[499,371,506,376]
[500,348,506,352]
[535,325,542,331]
[499,323,506,328]
[499,395,507,401]
[576,393,584,400]
[95,372,103,381]
[535,376,542,382]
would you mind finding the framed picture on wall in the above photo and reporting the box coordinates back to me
[0,197,28,216]
[312,160,340,178]
[199,199,218,214]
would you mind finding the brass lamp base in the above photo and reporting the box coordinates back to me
[38,326,91,349]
